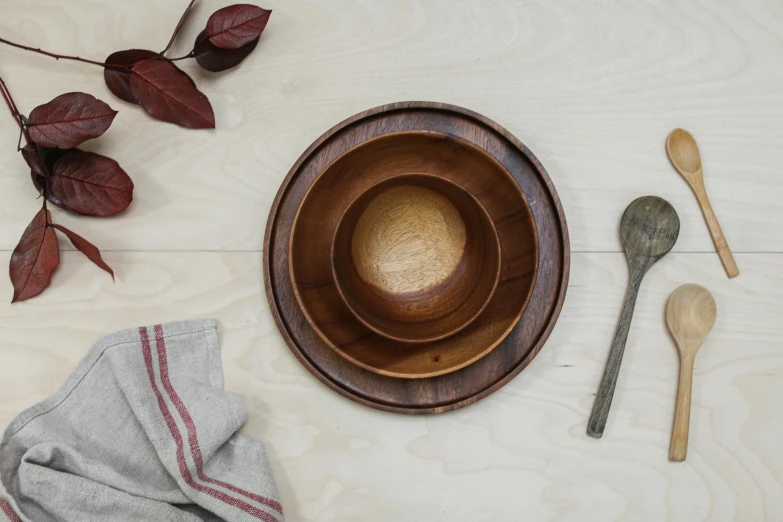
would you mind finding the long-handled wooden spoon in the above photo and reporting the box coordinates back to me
[666,129,739,278]
[587,196,680,438]
[666,283,716,461]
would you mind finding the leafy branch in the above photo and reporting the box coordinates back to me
[1,2,272,128]
[1,1,272,301]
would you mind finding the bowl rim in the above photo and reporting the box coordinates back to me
[288,129,540,380]
[288,129,540,378]
[330,172,503,344]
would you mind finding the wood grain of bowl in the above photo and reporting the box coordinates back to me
[267,102,568,411]
[289,130,539,378]
[332,173,502,344]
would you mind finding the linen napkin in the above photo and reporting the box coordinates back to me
[0,319,283,522]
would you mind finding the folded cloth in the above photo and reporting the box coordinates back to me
[0,319,283,522]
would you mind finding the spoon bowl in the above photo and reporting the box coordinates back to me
[666,283,717,461]
[621,196,680,259]
[666,129,702,180]
[667,284,717,346]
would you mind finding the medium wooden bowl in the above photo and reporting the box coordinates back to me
[289,131,539,378]
[332,173,502,344]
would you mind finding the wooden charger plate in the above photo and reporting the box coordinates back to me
[264,102,570,414]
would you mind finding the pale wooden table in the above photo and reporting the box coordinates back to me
[1,1,782,520]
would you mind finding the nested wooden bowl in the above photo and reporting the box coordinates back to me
[289,131,539,378]
[332,173,502,344]
[267,102,569,412]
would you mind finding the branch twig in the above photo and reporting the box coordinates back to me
[162,0,198,55]
[0,36,123,68]
[167,51,196,62]
[0,76,47,200]
[0,74,28,143]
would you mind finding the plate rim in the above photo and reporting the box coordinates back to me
[264,101,570,414]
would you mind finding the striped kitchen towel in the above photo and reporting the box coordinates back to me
[0,319,283,522]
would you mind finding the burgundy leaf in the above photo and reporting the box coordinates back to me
[21,144,71,211]
[37,147,76,210]
[9,208,59,303]
[52,224,114,279]
[206,4,271,49]
[50,150,134,216]
[104,49,159,104]
[21,143,48,193]
[194,29,259,72]
[27,93,118,149]
[129,59,215,129]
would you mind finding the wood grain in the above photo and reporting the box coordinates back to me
[350,186,468,295]
[1,0,782,254]
[666,284,717,462]
[667,129,740,278]
[276,102,561,393]
[287,127,541,380]
[588,196,679,438]
[1,0,783,519]
[331,173,502,345]
[1,252,782,521]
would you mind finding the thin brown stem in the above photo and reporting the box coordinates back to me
[168,50,196,62]
[0,36,124,68]
[162,0,198,55]
[0,80,16,120]
[1,76,50,202]
[1,75,21,117]
[0,74,29,144]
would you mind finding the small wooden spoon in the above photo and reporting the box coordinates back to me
[587,196,680,438]
[666,283,717,461]
[666,129,739,278]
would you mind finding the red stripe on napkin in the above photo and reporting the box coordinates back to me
[153,324,283,515]
[0,499,22,522]
[139,327,278,522]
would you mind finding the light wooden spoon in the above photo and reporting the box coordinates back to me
[666,129,739,278]
[666,283,717,461]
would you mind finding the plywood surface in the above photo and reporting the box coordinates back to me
[1,1,782,520]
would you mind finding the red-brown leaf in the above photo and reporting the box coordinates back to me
[9,208,59,302]
[50,150,134,216]
[129,59,215,129]
[104,49,159,104]
[206,5,271,49]
[31,147,76,210]
[21,143,48,193]
[27,93,118,149]
[21,145,78,210]
[194,29,259,72]
[52,224,114,279]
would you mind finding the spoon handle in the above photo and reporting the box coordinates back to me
[693,184,739,278]
[670,354,695,461]
[587,261,648,438]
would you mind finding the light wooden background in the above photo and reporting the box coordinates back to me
[1,1,782,520]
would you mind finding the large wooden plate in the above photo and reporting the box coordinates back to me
[264,102,569,414]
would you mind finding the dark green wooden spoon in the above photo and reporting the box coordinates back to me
[587,196,680,438]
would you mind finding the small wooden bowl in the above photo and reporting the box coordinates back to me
[289,131,539,379]
[332,174,502,344]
